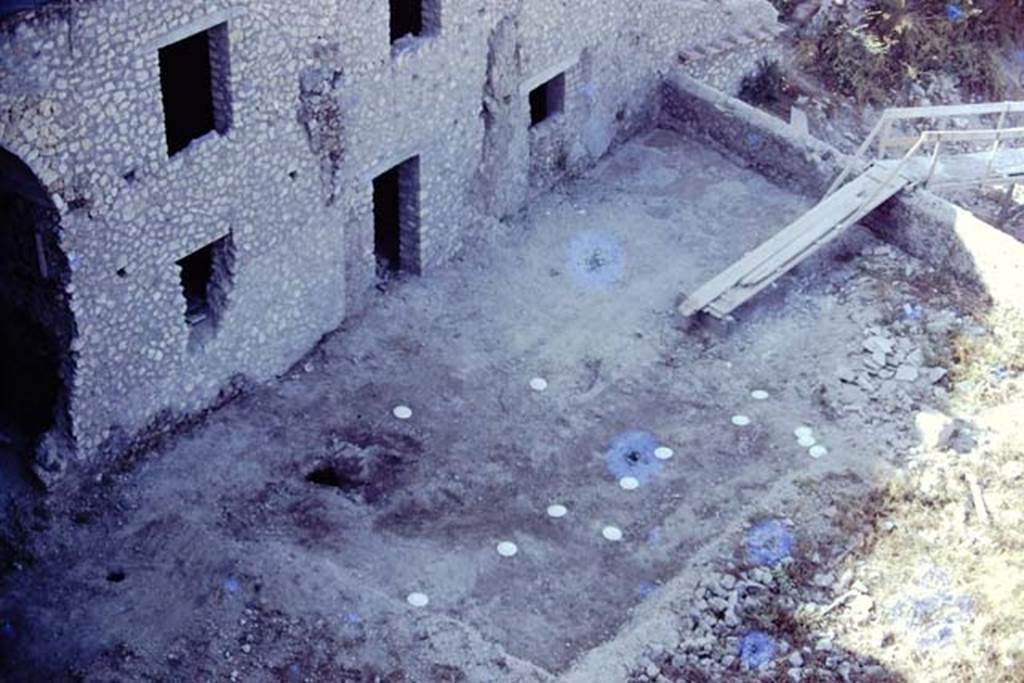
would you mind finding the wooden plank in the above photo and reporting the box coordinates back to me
[711,178,908,315]
[680,169,909,318]
[679,172,896,317]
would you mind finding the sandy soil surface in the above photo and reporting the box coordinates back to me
[1,127,1022,682]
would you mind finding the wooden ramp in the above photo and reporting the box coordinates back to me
[679,165,911,319]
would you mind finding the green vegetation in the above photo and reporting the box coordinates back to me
[782,1,1024,103]
[739,58,786,107]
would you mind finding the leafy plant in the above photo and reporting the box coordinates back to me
[804,0,1024,102]
[739,58,786,106]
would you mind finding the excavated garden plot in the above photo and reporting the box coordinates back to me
[0,128,990,681]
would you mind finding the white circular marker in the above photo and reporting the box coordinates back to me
[751,390,770,400]
[619,476,640,491]
[393,405,413,420]
[529,377,548,392]
[797,434,817,448]
[496,541,518,557]
[547,504,568,518]
[794,426,814,440]
[602,525,624,542]
[809,445,829,459]
[654,446,675,460]
[406,592,429,607]
[731,415,751,427]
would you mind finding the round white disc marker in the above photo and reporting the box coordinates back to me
[654,446,674,460]
[393,405,413,420]
[619,476,640,491]
[406,592,429,607]
[809,445,829,459]
[751,390,770,400]
[602,525,624,541]
[794,426,814,440]
[529,377,549,392]
[546,504,568,518]
[797,434,817,448]
[731,415,751,427]
[496,541,518,557]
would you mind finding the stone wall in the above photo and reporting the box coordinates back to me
[0,0,777,484]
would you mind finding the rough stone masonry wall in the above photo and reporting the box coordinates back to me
[0,0,777,485]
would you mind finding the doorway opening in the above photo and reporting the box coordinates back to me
[372,156,421,277]
[0,147,76,487]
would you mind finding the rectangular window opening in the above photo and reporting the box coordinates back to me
[373,156,421,277]
[529,73,566,128]
[176,233,235,348]
[159,22,232,156]
[390,0,441,44]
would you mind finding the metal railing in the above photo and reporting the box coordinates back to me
[826,101,1024,198]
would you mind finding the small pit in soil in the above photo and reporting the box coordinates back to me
[306,464,359,491]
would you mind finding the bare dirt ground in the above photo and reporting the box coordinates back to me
[1,127,1023,682]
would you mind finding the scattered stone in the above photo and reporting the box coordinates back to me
[789,652,804,667]
[731,415,751,427]
[496,541,518,557]
[809,445,828,459]
[529,377,548,391]
[392,405,413,420]
[812,572,834,588]
[602,525,624,541]
[863,336,894,356]
[848,594,874,624]
[863,352,886,371]
[894,365,919,382]
[751,389,770,400]
[938,419,977,453]
[836,365,857,383]
[1000,461,1024,481]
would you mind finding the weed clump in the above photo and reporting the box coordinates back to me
[790,0,1024,103]
[739,58,786,107]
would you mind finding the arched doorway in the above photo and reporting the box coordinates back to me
[0,146,76,488]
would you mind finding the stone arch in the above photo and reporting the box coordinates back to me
[0,146,76,487]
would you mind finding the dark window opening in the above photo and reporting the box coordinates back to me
[176,233,235,348]
[158,23,231,156]
[390,0,440,44]
[373,156,420,277]
[529,73,566,127]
